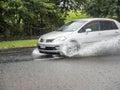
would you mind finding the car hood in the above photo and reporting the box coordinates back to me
[41,31,72,39]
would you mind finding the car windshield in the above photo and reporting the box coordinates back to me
[57,20,87,32]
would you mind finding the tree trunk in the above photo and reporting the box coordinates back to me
[3,29,10,41]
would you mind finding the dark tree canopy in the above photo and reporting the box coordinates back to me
[84,0,120,20]
[0,0,65,40]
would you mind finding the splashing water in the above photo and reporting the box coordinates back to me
[79,36,120,57]
[32,48,42,59]
[32,48,53,59]
[60,36,120,57]
[32,48,56,59]
[60,40,80,57]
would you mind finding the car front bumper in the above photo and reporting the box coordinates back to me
[37,44,62,54]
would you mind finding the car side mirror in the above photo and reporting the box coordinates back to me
[85,28,92,32]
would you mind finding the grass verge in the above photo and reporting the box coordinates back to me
[0,39,37,49]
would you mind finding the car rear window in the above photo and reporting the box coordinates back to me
[100,21,118,30]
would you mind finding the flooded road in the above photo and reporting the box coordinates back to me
[0,47,120,90]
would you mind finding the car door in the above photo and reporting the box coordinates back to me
[78,21,102,45]
[98,20,120,40]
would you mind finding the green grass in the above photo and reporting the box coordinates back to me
[0,39,37,49]
[65,10,90,22]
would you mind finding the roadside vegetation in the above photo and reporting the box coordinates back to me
[65,10,90,22]
[0,39,37,49]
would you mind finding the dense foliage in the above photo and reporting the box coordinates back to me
[84,0,120,20]
[0,0,65,40]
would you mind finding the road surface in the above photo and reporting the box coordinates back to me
[0,48,120,90]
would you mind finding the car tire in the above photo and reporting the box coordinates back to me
[61,40,80,57]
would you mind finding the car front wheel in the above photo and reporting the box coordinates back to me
[61,40,80,57]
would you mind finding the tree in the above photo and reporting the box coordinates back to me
[0,0,11,40]
[22,0,65,36]
[50,0,85,16]
[0,0,65,40]
[108,0,120,20]
[84,0,120,20]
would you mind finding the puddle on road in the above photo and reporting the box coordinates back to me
[32,36,120,59]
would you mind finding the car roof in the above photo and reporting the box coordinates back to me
[74,18,115,22]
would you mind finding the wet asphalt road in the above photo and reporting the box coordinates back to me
[0,47,34,63]
[0,48,120,90]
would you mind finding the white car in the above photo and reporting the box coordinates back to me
[37,18,120,57]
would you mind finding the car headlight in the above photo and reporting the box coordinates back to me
[53,36,67,42]
[38,37,43,43]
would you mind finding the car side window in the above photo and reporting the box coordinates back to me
[79,21,100,33]
[100,21,118,31]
